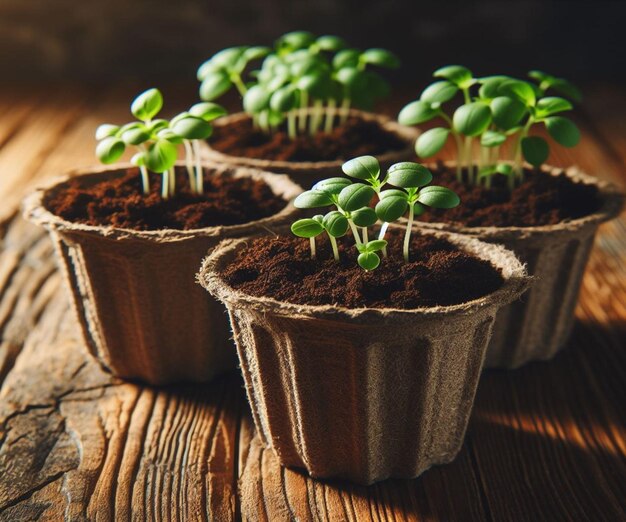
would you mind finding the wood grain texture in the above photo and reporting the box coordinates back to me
[0,85,624,521]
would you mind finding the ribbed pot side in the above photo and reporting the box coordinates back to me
[22,162,302,385]
[415,164,624,369]
[201,110,419,188]
[199,231,530,484]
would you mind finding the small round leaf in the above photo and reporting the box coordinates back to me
[322,211,349,237]
[294,190,334,209]
[358,251,381,271]
[415,127,450,158]
[341,155,380,180]
[387,162,433,188]
[199,73,232,101]
[316,35,346,51]
[333,49,360,69]
[172,116,213,140]
[270,86,297,112]
[434,65,474,88]
[351,207,378,227]
[481,130,507,147]
[453,102,492,136]
[545,116,580,147]
[121,127,150,146]
[417,186,460,208]
[313,177,352,195]
[521,136,550,167]
[490,96,527,130]
[243,85,271,114]
[144,139,178,173]
[421,81,459,104]
[131,88,163,121]
[338,184,376,212]
[95,124,119,140]
[398,100,438,125]
[189,102,227,121]
[375,194,408,222]
[498,80,536,107]
[360,48,400,68]
[535,97,573,118]
[291,219,324,238]
[96,137,125,164]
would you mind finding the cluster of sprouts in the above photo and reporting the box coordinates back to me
[291,156,460,270]
[197,31,399,139]
[96,88,226,199]
[398,66,582,189]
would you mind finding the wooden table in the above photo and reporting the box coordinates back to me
[0,84,624,521]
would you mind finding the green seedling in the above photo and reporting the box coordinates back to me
[291,155,460,270]
[95,88,226,199]
[198,32,399,139]
[398,66,581,189]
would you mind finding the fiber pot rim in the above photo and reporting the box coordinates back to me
[199,229,531,323]
[202,109,419,171]
[420,162,624,240]
[22,161,303,242]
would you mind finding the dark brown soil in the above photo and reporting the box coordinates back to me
[420,163,600,227]
[45,167,286,231]
[222,231,504,309]
[209,116,408,162]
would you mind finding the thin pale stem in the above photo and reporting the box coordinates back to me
[299,91,309,132]
[348,219,362,246]
[287,111,297,139]
[139,165,150,195]
[161,172,169,199]
[169,168,176,196]
[403,204,415,263]
[362,227,368,243]
[231,74,248,97]
[183,140,196,193]
[378,222,389,258]
[340,98,351,124]
[325,99,337,133]
[328,235,340,261]
[309,237,316,259]
[310,100,323,135]
[193,141,203,194]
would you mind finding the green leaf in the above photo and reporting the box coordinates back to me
[130,152,146,167]
[189,102,227,121]
[398,100,438,125]
[341,155,380,181]
[434,65,474,88]
[453,102,492,136]
[197,59,220,81]
[131,88,163,121]
[358,251,381,271]
[535,97,573,118]
[322,211,349,237]
[338,184,376,212]
[550,79,582,103]
[212,47,246,68]
[417,186,460,208]
[415,127,450,157]
[367,239,388,252]
[478,76,512,99]
[481,130,507,147]
[243,85,271,114]
[360,48,400,68]
[270,86,297,112]
[199,72,232,101]
[121,127,150,146]
[243,46,271,62]
[375,194,408,222]
[316,35,346,51]
[490,96,526,130]
[313,177,352,195]
[498,80,536,107]
[291,218,324,238]
[297,72,330,98]
[387,162,433,188]
[333,49,360,69]
[545,116,580,147]
[171,116,213,140]
[496,163,513,176]
[155,128,183,145]
[147,119,169,133]
[95,124,119,140]
[351,207,377,227]
[96,137,125,164]
[421,81,458,104]
[336,67,366,89]
[521,136,550,167]
[294,190,334,209]
[144,139,178,173]
[278,31,315,51]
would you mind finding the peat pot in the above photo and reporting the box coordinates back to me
[201,109,418,188]
[23,162,301,385]
[199,230,530,484]
[416,164,624,369]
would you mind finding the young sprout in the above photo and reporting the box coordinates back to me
[198,32,398,140]
[95,88,227,199]
[291,156,460,270]
[398,66,581,190]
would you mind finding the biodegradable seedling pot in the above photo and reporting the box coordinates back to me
[23,162,302,385]
[199,230,530,484]
[201,109,419,188]
[415,164,624,369]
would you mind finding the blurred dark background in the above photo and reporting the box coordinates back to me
[0,0,624,89]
